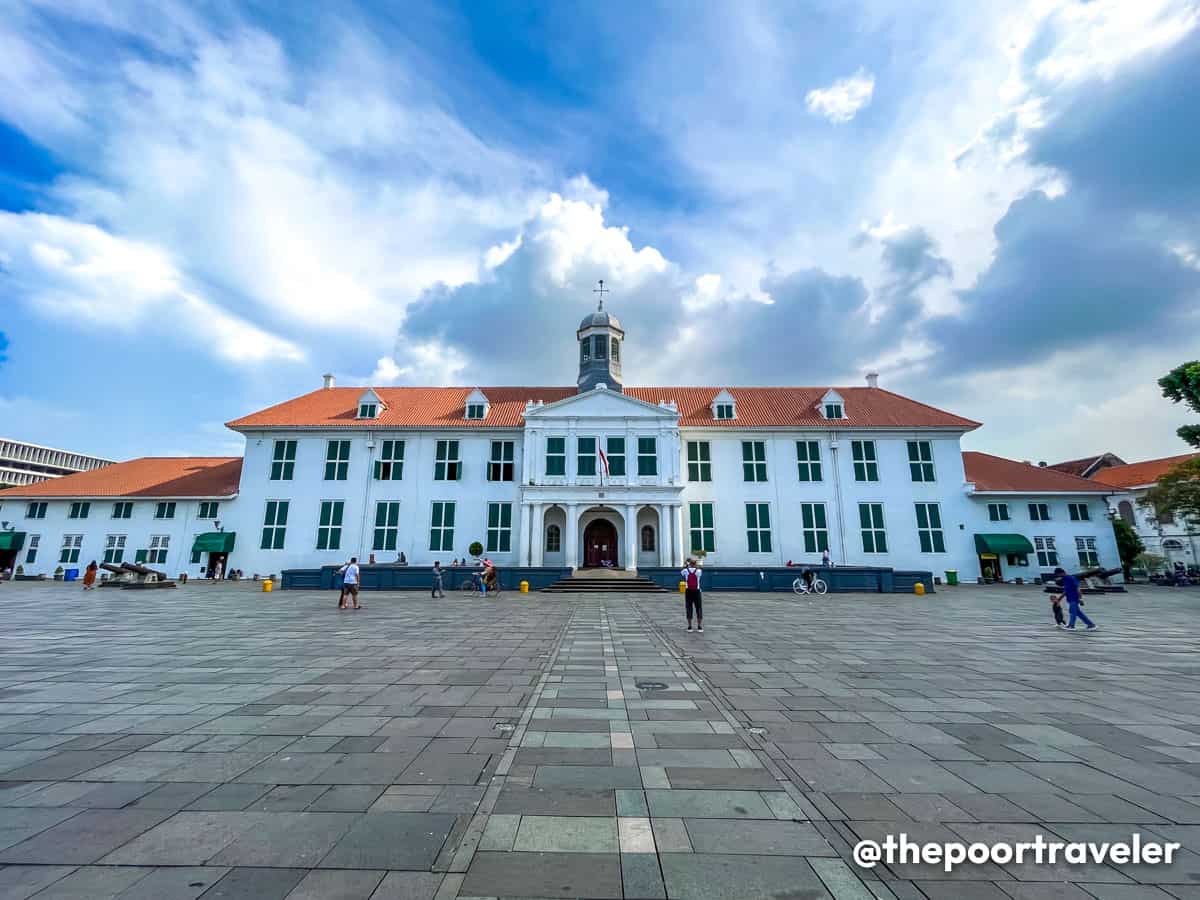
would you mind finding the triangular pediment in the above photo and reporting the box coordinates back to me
[524,386,678,421]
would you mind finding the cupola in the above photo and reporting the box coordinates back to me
[577,280,624,393]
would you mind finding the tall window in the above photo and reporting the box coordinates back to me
[637,437,657,476]
[641,525,656,552]
[577,437,597,477]
[488,441,515,481]
[742,441,767,482]
[611,338,619,361]
[907,441,935,482]
[466,403,486,420]
[1076,536,1099,567]
[825,402,844,419]
[317,501,344,551]
[689,503,715,554]
[800,503,829,554]
[859,503,887,553]
[1035,536,1058,567]
[580,340,590,364]
[270,440,296,480]
[1068,502,1090,521]
[546,437,566,476]
[373,502,400,551]
[1029,503,1050,521]
[26,502,47,519]
[434,440,461,481]
[198,501,219,519]
[147,535,170,565]
[112,501,133,519]
[851,441,879,481]
[155,501,176,519]
[914,503,946,553]
[430,502,455,552]
[545,524,561,553]
[987,503,1010,522]
[796,441,822,482]
[606,437,626,476]
[25,535,39,565]
[103,534,127,564]
[59,534,82,564]
[69,502,90,519]
[487,502,512,553]
[687,441,712,482]
[325,440,350,481]
[261,501,288,550]
[594,334,607,359]
[714,402,735,420]
[374,440,405,480]
[745,503,772,553]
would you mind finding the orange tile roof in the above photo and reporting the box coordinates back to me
[1089,453,1200,489]
[963,451,1112,493]
[0,457,242,499]
[227,386,980,431]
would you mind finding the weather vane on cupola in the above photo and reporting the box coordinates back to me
[593,278,609,311]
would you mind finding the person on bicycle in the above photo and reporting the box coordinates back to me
[802,567,815,591]
[483,561,499,595]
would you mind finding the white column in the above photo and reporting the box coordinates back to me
[673,504,685,567]
[531,503,544,567]
[565,503,579,570]
[518,502,531,567]
[625,503,638,571]
[656,504,668,567]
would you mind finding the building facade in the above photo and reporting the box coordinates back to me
[0,306,1123,582]
[0,438,112,489]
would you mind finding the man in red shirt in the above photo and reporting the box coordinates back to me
[681,558,704,633]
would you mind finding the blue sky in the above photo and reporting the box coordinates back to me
[1,0,1198,463]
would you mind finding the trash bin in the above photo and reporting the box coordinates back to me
[678,581,686,593]
[519,580,529,593]
[945,570,959,586]
[64,568,79,582]
[262,579,273,593]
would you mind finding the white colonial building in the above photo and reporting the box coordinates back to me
[0,303,1123,584]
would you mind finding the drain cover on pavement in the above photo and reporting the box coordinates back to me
[494,723,515,733]
[747,726,768,736]
[635,681,668,691]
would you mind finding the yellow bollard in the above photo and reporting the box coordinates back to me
[520,580,529,593]
[914,582,925,596]
[679,581,687,593]
[262,578,273,593]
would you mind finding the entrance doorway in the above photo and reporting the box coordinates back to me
[979,553,1001,582]
[207,551,229,578]
[583,519,618,568]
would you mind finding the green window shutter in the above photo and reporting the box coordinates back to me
[444,503,455,526]
[319,503,331,527]
[928,505,941,528]
[814,505,826,529]
[859,505,871,529]
[689,504,701,528]
[916,504,928,529]
[802,505,813,529]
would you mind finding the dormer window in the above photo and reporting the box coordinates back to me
[819,390,846,420]
[356,388,385,419]
[711,389,736,421]
[824,403,844,419]
[464,388,490,421]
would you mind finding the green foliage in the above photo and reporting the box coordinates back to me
[468,541,484,558]
[1142,456,1200,529]
[1111,517,1145,576]
[1158,361,1200,448]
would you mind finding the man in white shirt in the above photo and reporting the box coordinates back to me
[338,557,361,610]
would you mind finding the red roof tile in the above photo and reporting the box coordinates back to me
[964,452,1111,493]
[227,386,980,431]
[1089,453,1200,489]
[0,457,242,499]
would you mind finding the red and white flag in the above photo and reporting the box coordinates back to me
[598,448,610,480]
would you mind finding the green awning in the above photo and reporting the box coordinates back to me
[975,534,1035,555]
[0,531,26,552]
[192,532,236,553]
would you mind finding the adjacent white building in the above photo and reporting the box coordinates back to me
[0,304,1123,583]
[0,438,112,488]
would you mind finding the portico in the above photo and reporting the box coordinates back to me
[520,499,685,570]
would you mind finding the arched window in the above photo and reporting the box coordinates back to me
[1118,501,1135,525]
[545,524,561,553]
[641,525,656,552]
[580,341,590,364]
[1163,539,1184,551]
[611,338,620,362]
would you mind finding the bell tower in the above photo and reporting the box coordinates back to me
[577,280,624,393]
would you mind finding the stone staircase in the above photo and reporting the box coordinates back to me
[542,569,669,593]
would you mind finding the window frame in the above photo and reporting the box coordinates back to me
[27,501,48,519]
[1068,502,1091,522]
[576,436,597,478]
[1035,536,1058,567]
[434,439,461,481]
[987,502,1011,522]
[545,436,566,477]
[373,501,400,552]
[465,402,486,420]
[796,440,822,482]
[606,436,626,477]
[851,440,879,482]
[741,440,767,482]
[687,440,712,482]
[688,502,715,554]
[68,501,90,519]
[147,534,170,565]
[59,534,82,564]
[358,402,378,419]
[714,402,735,420]
[907,440,936,482]
[270,439,297,481]
[914,502,946,553]
[637,436,658,477]
[324,439,351,481]
[800,502,829,554]
[488,440,515,482]
[859,502,888,554]
[112,501,133,519]
[374,439,405,481]
[25,534,40,565]
[486,502,513,553]
[197,501,219,519]
[640,524,656,552]
[745,502,772,553]
[1076,535,1099,567]
[317,500,345,551]
[154,501,176,520]
[825,402,844,419]
[103,533,127,565]
[545,524,562,553]
[261,500,289,550]
[1028,502,1050,521]
[429,501,455,552]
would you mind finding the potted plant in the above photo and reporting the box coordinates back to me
[15,565,23,577]
[469,541,484,560]
[53,565,65,581]
[693,549,707,567]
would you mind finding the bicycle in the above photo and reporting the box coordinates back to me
[792,574,827,595]
[460,577,481,595]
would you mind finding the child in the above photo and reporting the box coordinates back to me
[1050,592,1066,628]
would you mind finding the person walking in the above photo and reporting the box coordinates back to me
[338,557,361,610]
[82,560,98,591]
[821,548,831,568]
[681,558,704,632]
[432,561,445,598]
[1054,567,1096,630]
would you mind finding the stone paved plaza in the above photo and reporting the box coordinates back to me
[1,581,1200,899]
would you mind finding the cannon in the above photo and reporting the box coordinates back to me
[1042,566,1125,594]
[99,562,130,587]
[118,561,177,590]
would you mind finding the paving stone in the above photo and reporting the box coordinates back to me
[0,865,77,900]
[0,808,171,864]
[645,788,775,818]
[111,866,231,900]
[513,814,619,852]
[664,766,779,789]
[622,851,667,898]
[0,807,82,852]
[15,864,152,899]
[200,867,306,900]
[493,786,616,816]
[317,812,456,869]
[461,851,623,898]
[272,868,384,899]
[532,765,643,790]
[368,871,443,900]
[683,817,835,855]
[208,811,358,867]
[306,784,386,812]
[659,852,828,900]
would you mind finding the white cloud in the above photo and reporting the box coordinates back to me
[805,68,875,123]
[0,212,304,365]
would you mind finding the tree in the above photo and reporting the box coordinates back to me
[1158,361,1200,448]
[1111,517,1144,577]
[1142,456,1200,530]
